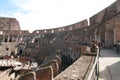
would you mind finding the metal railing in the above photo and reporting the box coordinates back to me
[87,51,99,80]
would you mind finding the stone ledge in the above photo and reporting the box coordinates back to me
[54,55,95,80]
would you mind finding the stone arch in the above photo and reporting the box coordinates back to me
[4,36,8,42]
[9,35,12,42]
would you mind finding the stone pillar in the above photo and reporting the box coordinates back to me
[113,29,116,44]
[20,36,23,43]
[32,38,35,43]
[16,35,19,42]
[105,31,107,47]
[12,37,14,42]
[3,33,5,43]
[18,36,21,43]
[7,35,9,42]
[94,30,97,40]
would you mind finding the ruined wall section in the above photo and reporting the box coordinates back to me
[106,13,120,43]
[90,10,105,27]
[90,0,120,27]
[33,19,88,34]
[117,0,120,12]
[0,17,21,30]
[89,0,120,48]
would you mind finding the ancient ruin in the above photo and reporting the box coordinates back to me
[0,0,120,80]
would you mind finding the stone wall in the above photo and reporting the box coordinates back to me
[33,19,88,34]
[88,0,120,48]
[54,55,95,80]
[90,0,120,26]
[0,17,20,30]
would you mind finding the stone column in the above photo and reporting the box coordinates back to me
[20,36,23,43]
[16,35,19,42]
[32,38,35,43]
[105,31,110,46]
[113,29,116,44]
[2,33,5,43]
[12,36,14,42]
[7,35,10,42]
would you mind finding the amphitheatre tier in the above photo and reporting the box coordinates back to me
[0,0,120,80]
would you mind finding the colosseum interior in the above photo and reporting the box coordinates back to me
[0,0,120,80]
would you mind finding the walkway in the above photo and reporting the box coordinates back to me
[99,49,120,80]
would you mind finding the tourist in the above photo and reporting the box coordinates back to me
[98,40,103,56]
[116,40,120,54]
[90,40,99,55]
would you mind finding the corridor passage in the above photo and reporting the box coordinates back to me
[99,49,120,80]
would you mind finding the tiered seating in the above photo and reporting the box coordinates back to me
[16,55,61,80]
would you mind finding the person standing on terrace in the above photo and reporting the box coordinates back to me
[116,40,120,54]
[90,40,99,56]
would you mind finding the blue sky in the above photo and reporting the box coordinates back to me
[0,0,17,16]
[0,0,116,32]
[0,0,29,16]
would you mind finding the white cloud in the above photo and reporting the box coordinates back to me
[10,0,116,32]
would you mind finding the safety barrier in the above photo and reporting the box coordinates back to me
[87,51,99,80]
